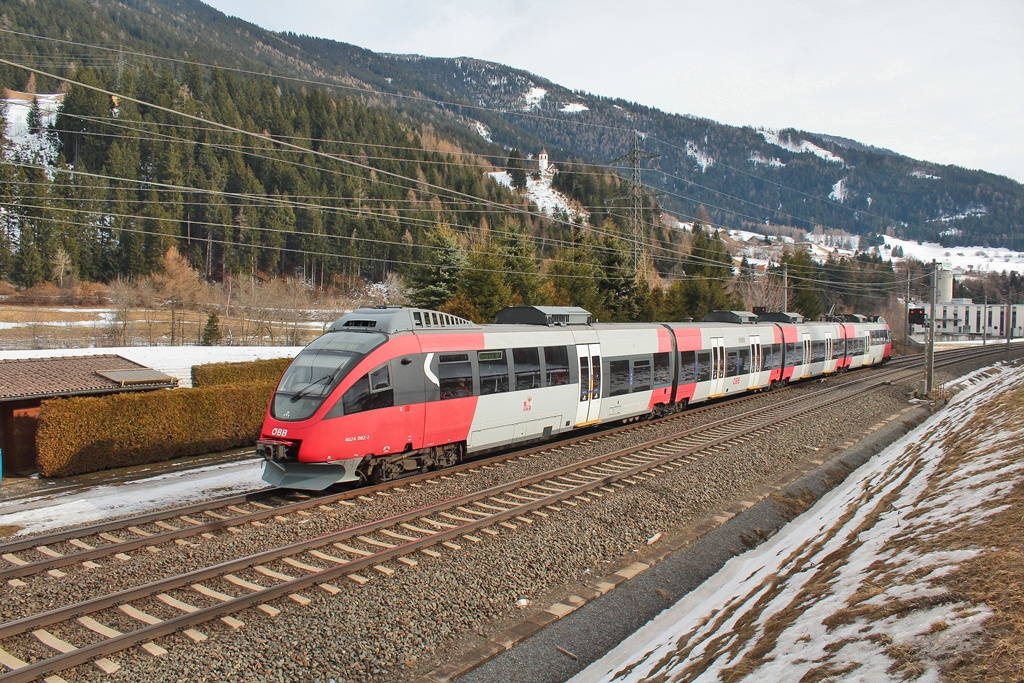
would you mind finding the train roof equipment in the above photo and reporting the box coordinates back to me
[755,311,806,324]
[494,306,593,326]
[327,306,477,334]
[702,310,759,324]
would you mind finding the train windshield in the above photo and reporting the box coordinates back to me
[271,331,386,421]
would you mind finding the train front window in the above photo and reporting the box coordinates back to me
[271,331,386,421]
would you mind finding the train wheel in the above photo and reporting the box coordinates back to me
[434,443,464,469]
[371,458,402,484]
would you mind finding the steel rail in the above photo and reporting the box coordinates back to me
[0,344,1003,582]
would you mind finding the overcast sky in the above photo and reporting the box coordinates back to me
[203,0,1023,183]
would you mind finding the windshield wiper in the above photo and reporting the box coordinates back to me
[289,370,338,403]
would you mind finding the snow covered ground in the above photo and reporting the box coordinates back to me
[0,345,301,388]
[488,171,585,224]
[575,360,1021,682]
[0,458,268,536]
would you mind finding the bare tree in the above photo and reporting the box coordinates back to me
[51,247,72,289]
[151,248,203,345]
[107,277,139,346]
[734,271,786,312]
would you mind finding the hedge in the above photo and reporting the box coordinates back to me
[36,382,276,477]
[191,357,291,387]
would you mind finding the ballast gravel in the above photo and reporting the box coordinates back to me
[4,354,1011,682]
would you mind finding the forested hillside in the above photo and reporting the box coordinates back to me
[0,0,1020,250]
[0,0,1016,326]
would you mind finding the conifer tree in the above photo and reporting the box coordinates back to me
[201,312,223,345]
[506,149,527,192]
[409,223,466,310]
[457,241,512,323]
[11,232,45,288]
[27,96,43,135]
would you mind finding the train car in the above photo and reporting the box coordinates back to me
[257,306,890,490]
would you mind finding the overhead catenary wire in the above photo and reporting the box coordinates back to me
[5,25,937,243]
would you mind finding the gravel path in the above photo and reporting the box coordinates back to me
[5,353,1013,682]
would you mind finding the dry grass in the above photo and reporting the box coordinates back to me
[0,525,23,539]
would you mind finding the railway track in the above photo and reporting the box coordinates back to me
[0,344,1011,681]
[0,344,999,586]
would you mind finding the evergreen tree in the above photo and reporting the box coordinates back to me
[499,217,541,305]
[506,149,527,192]
[201,312,223,345]
[11,233,45,288]
[456,241,512,323]
[546,225,603,315]
[27,97,43,135]
[409,223,467,310]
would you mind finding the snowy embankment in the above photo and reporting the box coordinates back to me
[578,361,1023,682]
[0,346,302,388]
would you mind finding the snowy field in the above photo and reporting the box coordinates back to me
[0,345,302,388]
[576,361,1022,682]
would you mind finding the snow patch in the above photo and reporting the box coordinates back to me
[487,171,585,223]
[877,235,1024,275]
[522,86,547,110]
[930,206,988,223]
[748,151,785,168]
[685,141,713,172]
[560,102,589,114]
[911,170,941,180]
[758,129,845,164]
[829,177,849,203]
[3,92,62,164]
[472,120,492,143]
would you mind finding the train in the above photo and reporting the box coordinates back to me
[257,306,891,490]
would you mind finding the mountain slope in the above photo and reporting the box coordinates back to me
[0,0,1021,248]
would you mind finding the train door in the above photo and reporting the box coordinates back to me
[801,332,811,378]
[574,343,602,426]
[389,355,426,451]
[865,332,873,364]
[710,337,726,396]
[749,335,762,388]
[824,334,834,373]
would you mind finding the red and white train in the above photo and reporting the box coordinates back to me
[257,306,890,490]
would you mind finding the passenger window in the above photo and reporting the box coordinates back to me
[341,375,370,415]
[696,351,711,382]
[478,350,509,395]
[738,348,750,374]
[512,347,541,390]
[439,353,473,399]
[544,346,570,386]
[609,360,630,396]
[653,352,671,386]
[341,366,394,415]
[633,359,651,392]
[591,356,601,399]
[679,350,696,383]
[726,350,741,377]
[368,365,394,410]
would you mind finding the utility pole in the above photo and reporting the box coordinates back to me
[926,260,937,395]
[903,268,910,355]
[782,263,788,312]
[983,293,987,346]
[613,131,659,280]
[1007,301,1012,354]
